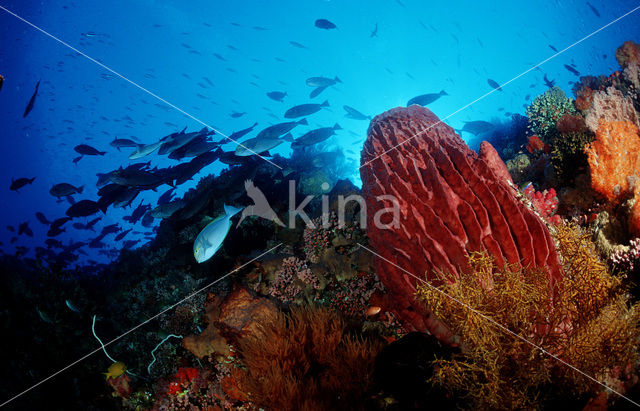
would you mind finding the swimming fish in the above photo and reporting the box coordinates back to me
[267,91,287,102]
[343,105,371,120]
[104,362,127,380]
[306,76,341,88]
[284,100,329,118]
[50,183,84,198]
[193,204,243,263]
[564,64,580,76]
[315,19,337,30]
[407,90,448,106]
[255,118,307,140]
[74,144,106,156]
[10,177,35,192]
[110,137,139,151]
[291,124,342,147]
[129,140,163,159]
[487,79,502,91]
[23,79,40,118]
[229,122,258,141]
[0,74,4,92]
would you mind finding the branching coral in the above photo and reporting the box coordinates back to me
[414,224,640,409]
[526,86,577,142]
[232,306,384,410]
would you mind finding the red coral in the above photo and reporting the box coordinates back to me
[107,373,132,399]
[575,86,594,111]
[523,185,561,224]
[526,135,550,154]
[360,106,564,343]
[556,113,587,134]
[166,367,200,396]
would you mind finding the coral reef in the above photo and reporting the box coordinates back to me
[415,225,640,409]
[360,105,563,340]
[231,305,385,411]
[526,86,577,142]
[616,40,640,90]
[585,87,639,133]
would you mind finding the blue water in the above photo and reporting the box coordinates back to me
[0,0,638,264]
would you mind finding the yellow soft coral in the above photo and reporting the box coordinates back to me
[415,224,640,409]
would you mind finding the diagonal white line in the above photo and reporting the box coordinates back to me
[360,4,640,170]
[0,5,282,169]
[357,243,640,408]
[0,243,282,408]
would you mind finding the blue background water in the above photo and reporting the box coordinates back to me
[0,0,638,264]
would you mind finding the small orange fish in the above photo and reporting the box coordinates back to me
[365,306,382,316]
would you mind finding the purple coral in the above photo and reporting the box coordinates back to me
[267,257,319,303]
[611,238,640,272]
[303,217,330,263]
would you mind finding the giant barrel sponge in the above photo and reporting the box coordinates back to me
[360,105,563,342]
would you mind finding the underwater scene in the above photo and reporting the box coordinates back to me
[1,0,640,409]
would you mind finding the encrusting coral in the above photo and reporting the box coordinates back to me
[585,120,640,204]
[414,224,640,409]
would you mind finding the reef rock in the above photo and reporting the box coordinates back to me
[360,105,563,340]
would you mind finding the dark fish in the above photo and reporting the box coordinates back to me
[123,200,150,224]
[289,41,308,49]
[66,200,101,218]
[72,222,86,230]
[370,23,378,38]
[256,118,308,140]
[86,217,101,231]
[0,74,4,92]
[543,74,555,88]
[548,44,558,52]
[310,86,328,99]
[23,79,40,118]
[101,224,120,235]
[460,120,495,135]
[10,177,35,192]
[315,19,337,30]
[72,156,83,164]
[586,2,600,17]
[74,144,106,156]
[343,105,371,120]
[110,137,138,151]
[109,169,163,187]
[123,239,140,249]
[487,79,502,91]
[306,76,341,87]
[18,222,33,237]
[564,64,580,76]
[35,212,51,225]
[141,212,155,228]
[114,228,133,241]
[50,217,71,231]
[6,225,15,232]
[157,188,176,205]
[47,226,65,237]
[407,90,448,106]
[50,183,84,198]
[229,123,258,141]
[45,239,63,248]
[291,123,342,147]
[230,111,246,118]
[284,100,329,118]
[267,91,287,102]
